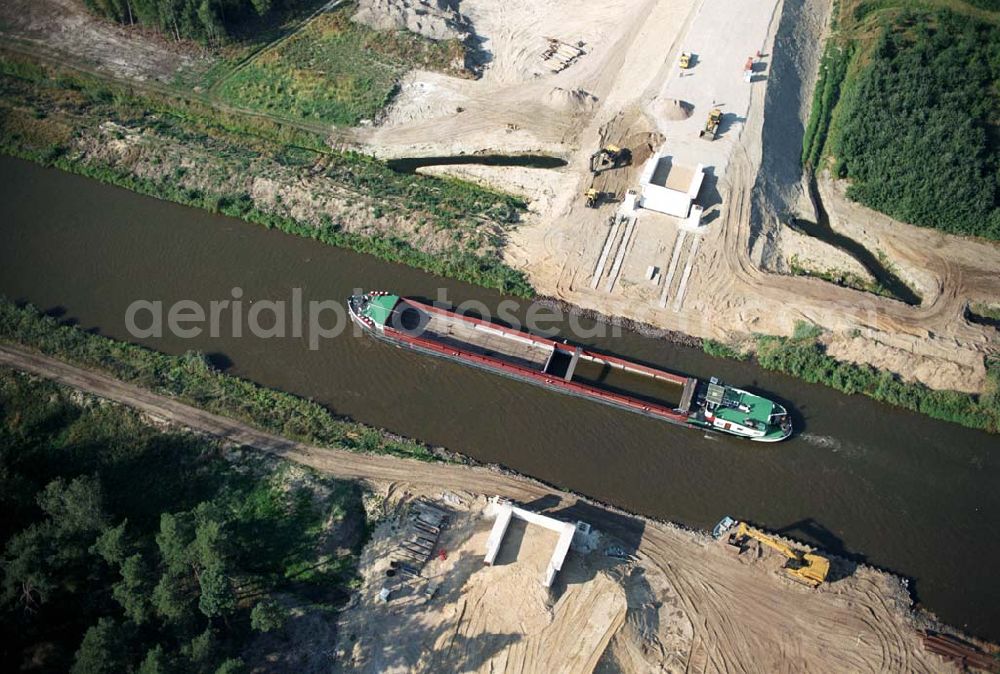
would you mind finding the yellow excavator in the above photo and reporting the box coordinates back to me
[584,187,599,208]
[730,522,829,588]
[589,145,631,174]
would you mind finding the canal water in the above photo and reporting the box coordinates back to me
[1,156,998,639]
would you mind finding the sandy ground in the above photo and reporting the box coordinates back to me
[1,344,980,673]
[334,495,626,673]
[0,0,212,83]
[365,0,685,158]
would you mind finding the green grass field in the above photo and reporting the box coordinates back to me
[216,9,465,125]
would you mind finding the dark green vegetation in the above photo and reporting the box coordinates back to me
[0,53,534,297]
[803,1,1000,239]
[0,298,440,460]
[83,0,306,43]
[835,11,1000,238]
[0,367,369,672]
[801,42,852,169]
[754,323,1000,433]
[701,339,749,361]
[217,9,467,125]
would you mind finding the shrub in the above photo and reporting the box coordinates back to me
[702,339,749,361]
[754,334,999,432]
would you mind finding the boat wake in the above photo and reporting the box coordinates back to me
[800,434,842,450]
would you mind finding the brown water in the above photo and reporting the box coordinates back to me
[1,156,998,639]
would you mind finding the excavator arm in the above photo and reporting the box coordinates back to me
[732,523,829,587]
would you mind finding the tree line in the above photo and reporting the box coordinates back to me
[0,369,364,673]
[833,10,1000,240]
[82,0,289,42]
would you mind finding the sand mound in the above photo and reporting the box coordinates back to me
[353,0,471,42]
[545,87,598,112]
[623,131,664,165]
[658,98,693,121]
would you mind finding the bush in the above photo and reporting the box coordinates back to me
[791,321,824,341]
[250,599,286,632]
[702,339,748,361]
[801,42,852,169]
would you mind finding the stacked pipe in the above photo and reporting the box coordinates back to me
[922,631,999,672]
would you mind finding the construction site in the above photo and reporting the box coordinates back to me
[3,0,996,392]
[328,486,983,674]
[0,342,995,672]
[359,0,1000,396]
[1,0,999,670]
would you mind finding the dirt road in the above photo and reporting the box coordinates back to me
[0,344,954,672]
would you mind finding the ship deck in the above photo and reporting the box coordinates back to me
[712,390,777,426]
[400,300,554,372]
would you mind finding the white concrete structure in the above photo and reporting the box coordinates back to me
[620,188,639,217]
[684,204,704,230]
[639,152,705,218]
[484,498,580,588]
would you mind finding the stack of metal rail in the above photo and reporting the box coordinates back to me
[380,499,452,603]
[541,38,584,72]
[393,499,449,574]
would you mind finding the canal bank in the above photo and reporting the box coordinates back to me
[1,156,998,639]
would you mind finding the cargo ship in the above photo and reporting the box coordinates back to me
[348,292,792,442]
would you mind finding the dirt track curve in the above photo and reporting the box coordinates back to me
[0,344,951,673]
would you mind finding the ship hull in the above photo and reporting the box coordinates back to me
[349,294,791,442]
[351,309,695,429]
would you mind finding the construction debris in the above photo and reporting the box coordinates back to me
[379,498,452,601]
[541,37,584,72]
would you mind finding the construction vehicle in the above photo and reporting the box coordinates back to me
[679,52,692,69]
[584,188,599,208]
[699,108,722,140]
[589,145,631,174]
[729,522,829,588]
